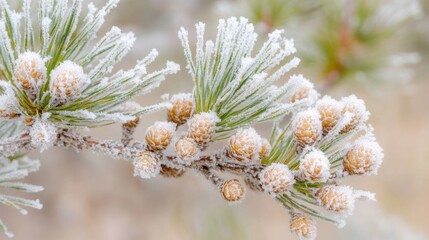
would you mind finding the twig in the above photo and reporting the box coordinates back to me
[0,132,33,157]
[54,131,266,187]
[195,166,225,187]
[56,130,138,160]
[121,118,140,146]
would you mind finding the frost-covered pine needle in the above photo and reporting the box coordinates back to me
[0,156,43,238]
[0,0,179,128]
[179,17,304,137]
[0,3,387,240]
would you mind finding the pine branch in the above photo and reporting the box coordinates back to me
[0,0,388,238]
[54,130,265,181]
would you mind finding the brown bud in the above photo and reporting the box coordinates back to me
[133,151,160,179]
[187,112,219,145]
[259,138,272,159]
[260,163,295,194]
[123,117,140,128]
[316,96,341,134]
[50,61,88,104]
[175,137,198,160]
[227,128,262,162]
[160,165,186,178]
[343,139,383,176]
[316,186,353,213]
[290,214,317,240]
[340,95,368,134]
[293,109,322,146]
[221,179,245,203]
[167,93,193,125]
[14,52,46,93]
[145,121,176,151]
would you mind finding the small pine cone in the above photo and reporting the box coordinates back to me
[340,95,369,134]
[316,186,354,213]
[343,139,383,175]
[259,163,295,194]
[145,121,176,151]
[290,83,317,103]
[221,179,245,203]
[299,149,330,182]
[133,151,160,179]
[29,119,58,152]
[0,89,19,119]
[259,138,272,159]
[122,117,140,146]
[167,93,193,125]
[227,128,263,162]
[316,96,341,134]
[23,117,34,126]
[123,117,140,128]
[290,78,318,104]
[175,137,198,162]
[13,52,46,93]
[293,109,322,146]
[0,109,19,119]
[187,112,219,145]
[290,214,317,240]
[50,61,88,104]
[291,87,309,103]
[160,165,186,178]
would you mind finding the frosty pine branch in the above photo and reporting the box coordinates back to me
[0,1,385,239]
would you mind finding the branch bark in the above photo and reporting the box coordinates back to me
[0,132,33,157]
[1,129,266,189]
[55,130,266,185]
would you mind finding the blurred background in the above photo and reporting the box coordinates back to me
[2,0,429,239]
